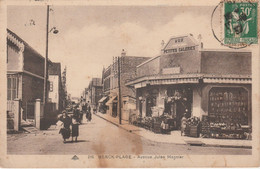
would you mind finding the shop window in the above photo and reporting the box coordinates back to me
[208,87,249,125]
[7,75,18,100]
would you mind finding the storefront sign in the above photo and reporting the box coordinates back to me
[164,46,196,53]
[162,67,181,74]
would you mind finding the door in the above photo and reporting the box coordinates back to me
[112,102,117,117]
[146,96,156,117]
[139,100,143,117]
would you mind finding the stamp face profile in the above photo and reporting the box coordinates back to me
[224,1,258,45]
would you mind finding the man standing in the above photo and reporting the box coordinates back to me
[181,112,187,136]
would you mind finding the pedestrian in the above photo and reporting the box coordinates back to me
[86,101,91,122]
[73,107,80,123]
[71,114,80,142]
[181,112,187,136]
[87,103,92,121]
[58,111,72,143]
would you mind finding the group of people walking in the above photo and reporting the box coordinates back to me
[57,100,92,143]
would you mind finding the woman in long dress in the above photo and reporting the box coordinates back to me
[59,111,72,143]
[71,114,80,142]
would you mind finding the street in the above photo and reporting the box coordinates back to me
[7,115,251,155]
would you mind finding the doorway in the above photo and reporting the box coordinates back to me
[146,96,156,117]
[165,85,193,130]
[112,102,117,117]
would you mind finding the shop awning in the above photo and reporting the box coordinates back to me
[105,96,117,106]
[98,96,108,103]
[125,74,252,88]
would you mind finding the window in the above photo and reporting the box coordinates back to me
[7,75,18,100]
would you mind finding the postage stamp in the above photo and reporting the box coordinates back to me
[224,1,258,45]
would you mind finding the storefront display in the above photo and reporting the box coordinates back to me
[208,87,249,125]
[185,116,201,137]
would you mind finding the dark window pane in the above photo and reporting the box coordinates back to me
[12,89,16,100]
[7,77,11,89]
[12,78,16,89]
[7,89,11,100]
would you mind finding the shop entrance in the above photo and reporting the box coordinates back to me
[146,96,156,117]
[164,86,193,130]
[112,102,117,117]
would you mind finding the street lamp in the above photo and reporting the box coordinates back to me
[43,5,59,105]
[49,27,59,34]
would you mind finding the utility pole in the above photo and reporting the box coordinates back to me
[118,56,122,124]
[43,5,49,105]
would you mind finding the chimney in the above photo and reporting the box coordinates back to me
[197,34,203,50]
[121,49,126,57]
[161,40,165,54]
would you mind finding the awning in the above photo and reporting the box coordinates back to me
[105,96,117,106]
[98,96,108,103]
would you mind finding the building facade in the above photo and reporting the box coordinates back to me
[126,34,252,130]
[101,50,151,121]
[86,78,103,109]
[7,29,48,123]
[48,62,64,111]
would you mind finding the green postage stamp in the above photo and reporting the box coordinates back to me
[224,1,258,45]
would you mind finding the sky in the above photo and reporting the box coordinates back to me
[7,5,223,97]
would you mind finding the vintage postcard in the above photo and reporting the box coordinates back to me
[0,0,259,168]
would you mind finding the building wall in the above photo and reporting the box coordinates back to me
[7,44,23,71]
[103,56,150,120]
[48,75,59,110]
[201,51,251,75]
[136,56,160,77]
[160,48,200,74]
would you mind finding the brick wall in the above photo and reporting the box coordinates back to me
[120,56,150,98]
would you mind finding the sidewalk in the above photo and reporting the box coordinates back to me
[95,112,252,149]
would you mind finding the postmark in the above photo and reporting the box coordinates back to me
[211,0,258,48]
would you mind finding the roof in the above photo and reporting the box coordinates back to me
[48,62,61,75]
[163,34,199,51]
[137,55,161,68]
[7,28,52,63]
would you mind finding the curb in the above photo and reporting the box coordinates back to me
[203,144,252,149]
[95,114,252,149]
[94,113,133,133]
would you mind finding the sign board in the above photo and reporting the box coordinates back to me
[162,67,181,74]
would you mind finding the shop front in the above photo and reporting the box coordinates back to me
[199,83,252,139]
[105,95,118,117]
[98,96,108,114]
[135,81,197,132]
[126,34,251,138]
[130,79,252,138]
